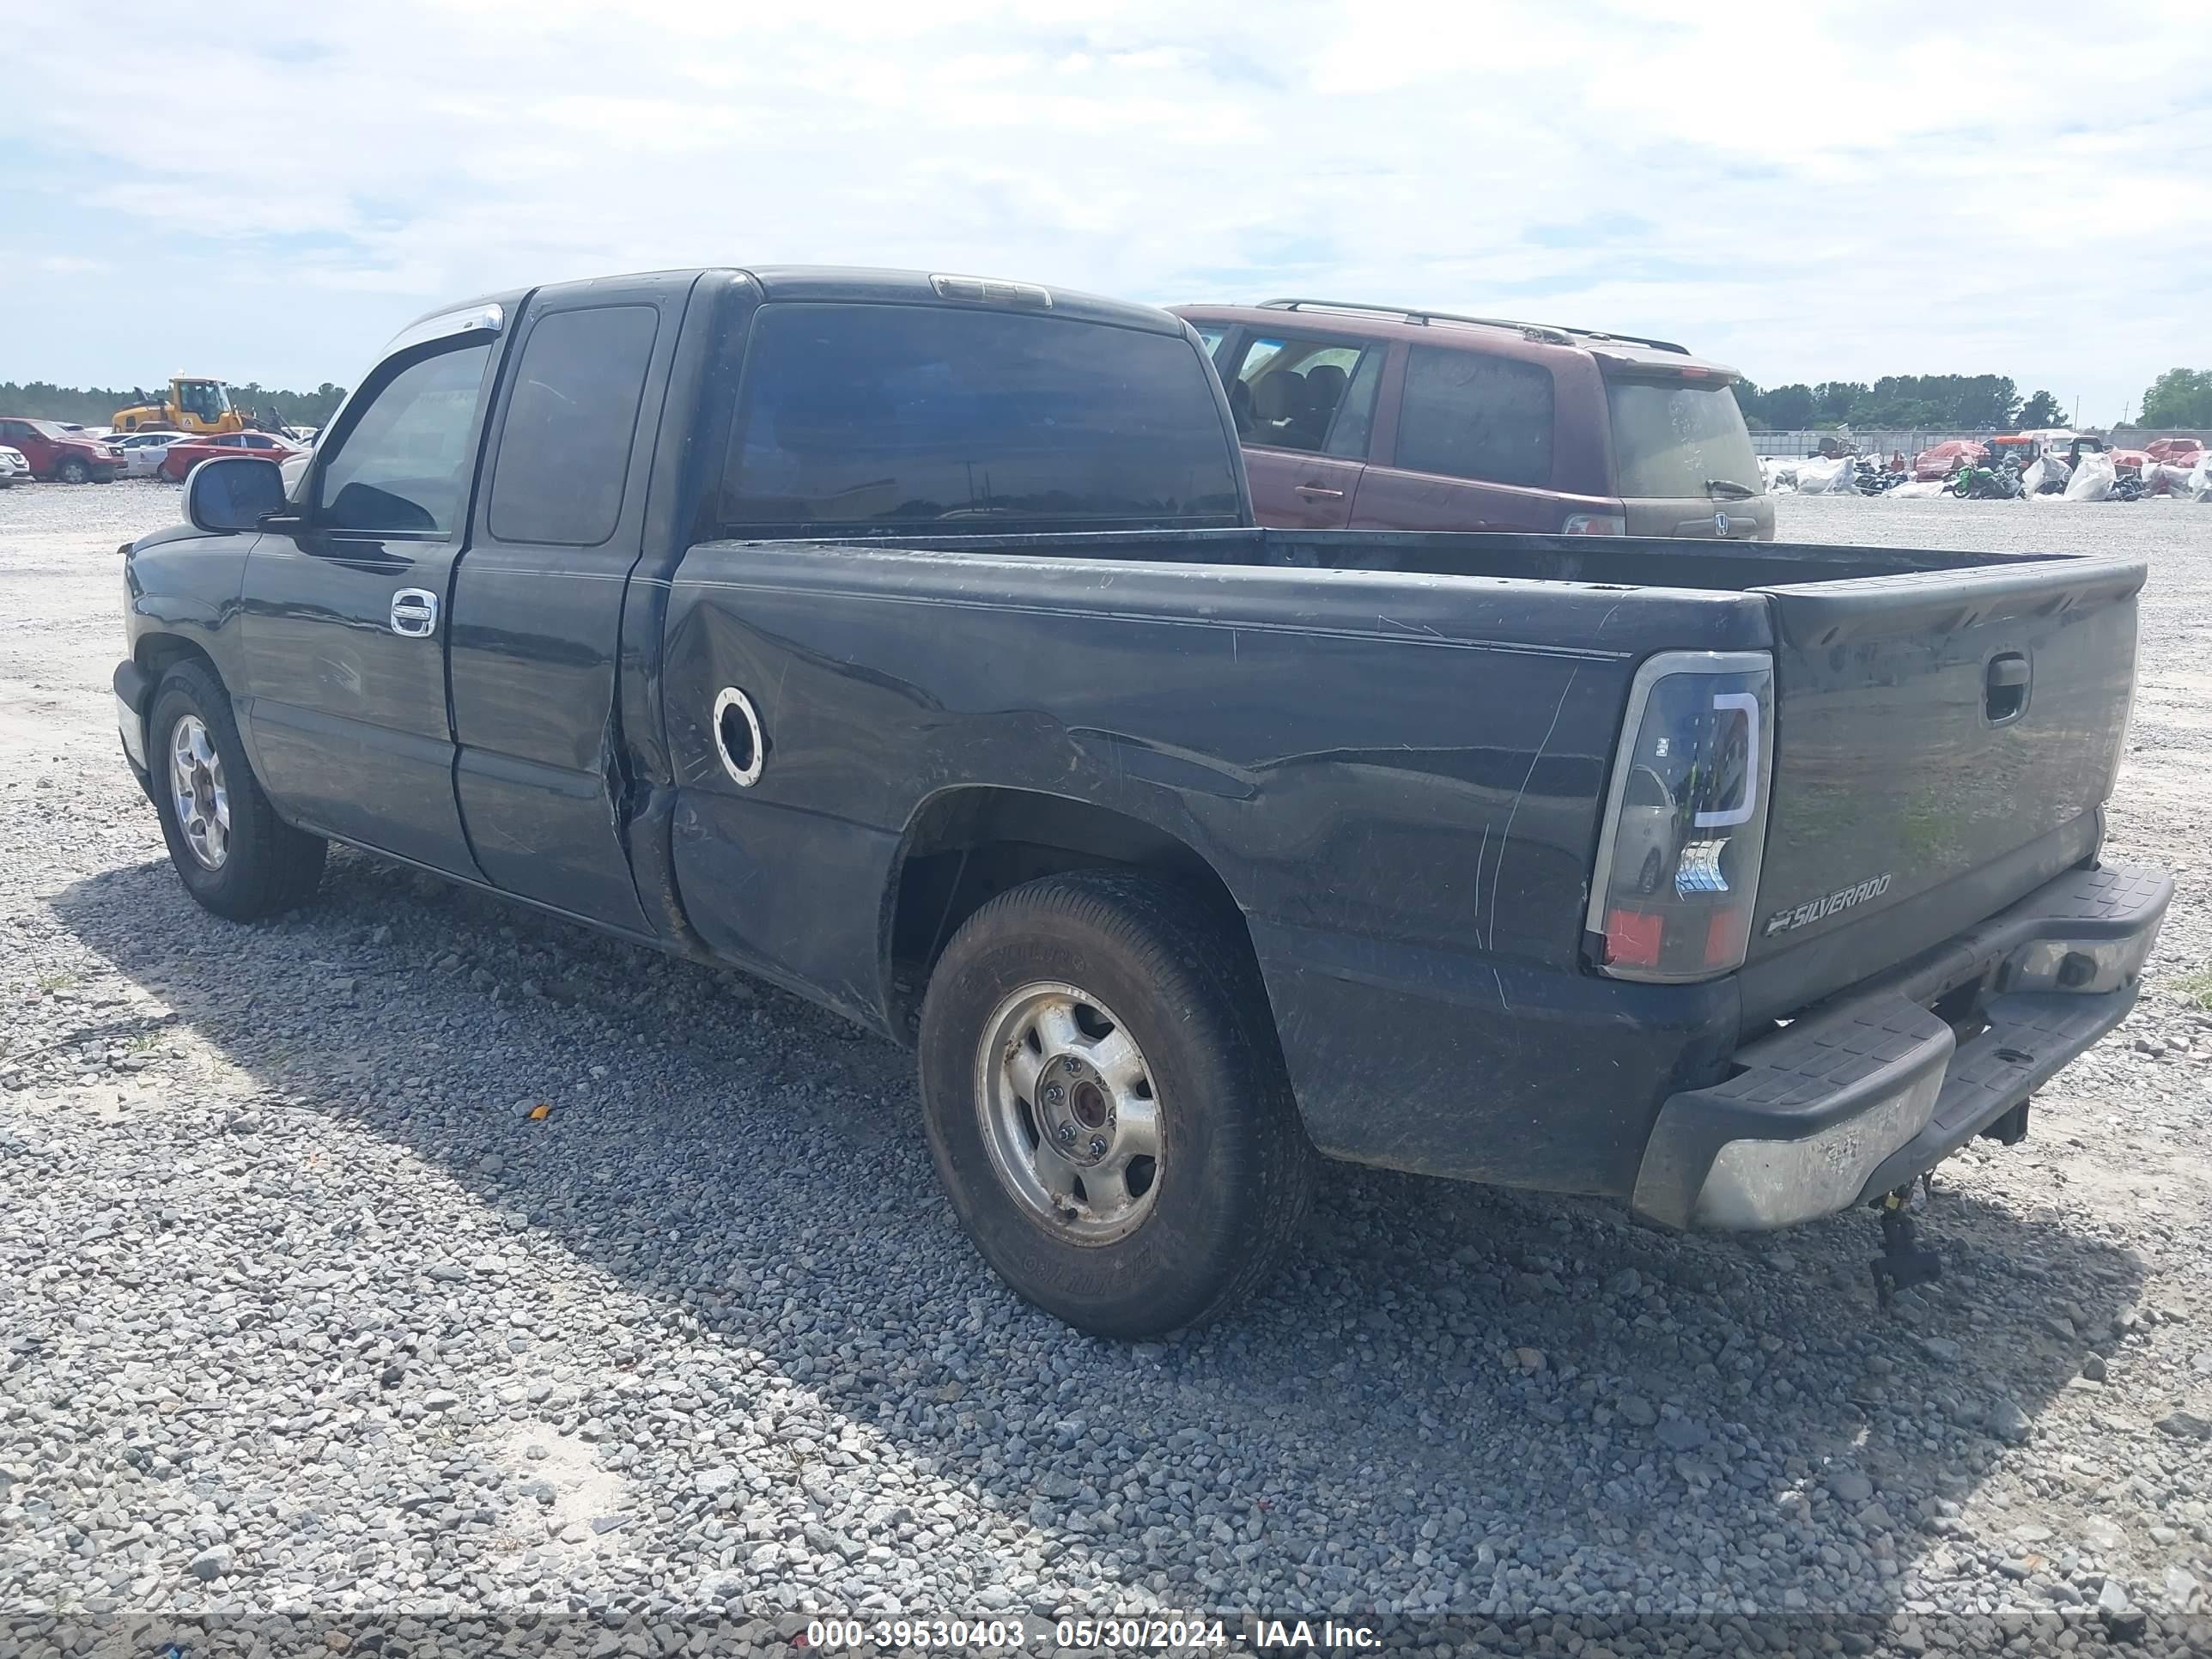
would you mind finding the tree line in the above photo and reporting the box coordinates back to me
[1735,368,2212,433]
[0,380,350,428]
[1732,375,2067,433]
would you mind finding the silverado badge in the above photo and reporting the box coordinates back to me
[1763,872,1893,937]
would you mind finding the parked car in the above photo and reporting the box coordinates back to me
[116,265,2167,1337]
[1170,299,1774,540]
[1911,439,1988,481]
[0,417,124,483]
[0,445,28,488]
[155,429,303,482]
[106,430,196,477]
[278,425,322,493]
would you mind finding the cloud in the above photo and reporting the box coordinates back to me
[1,0,2206,422]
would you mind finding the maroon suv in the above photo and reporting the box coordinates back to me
[1171,300,1773,541]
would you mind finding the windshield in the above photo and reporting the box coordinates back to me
[1605,377,1762,500]
[178,380,230,420]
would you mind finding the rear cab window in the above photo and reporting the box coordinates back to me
[489,304,661,546]
[718,303,1242,532]
[1394,345,1555,488]
[1604,377,1762,501]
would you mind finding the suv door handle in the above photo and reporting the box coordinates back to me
[1293,483,1346,498]
[389,588,440,638]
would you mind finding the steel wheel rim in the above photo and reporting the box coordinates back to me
[975,981,1164,1245]
[167,714,230,870]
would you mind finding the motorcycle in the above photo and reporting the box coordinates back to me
[1948,461,2024,501]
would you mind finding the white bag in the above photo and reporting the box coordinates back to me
[2189,450,2212,502]
[2063,451,2116,502]
[1795,455,1855,495]
[1885,480,1948,499]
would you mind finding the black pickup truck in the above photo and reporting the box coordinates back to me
[115,266,2171,1337]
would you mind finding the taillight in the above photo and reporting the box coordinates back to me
[1562,512,1626,536]
[1585,650,1775,982]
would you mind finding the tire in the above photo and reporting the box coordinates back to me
[57,457,89,484]
[1638,847,1665,895]
[918,870,1316,1338]
[147,659,325,921]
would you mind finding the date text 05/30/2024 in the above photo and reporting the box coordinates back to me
[800,1615,1382,1650]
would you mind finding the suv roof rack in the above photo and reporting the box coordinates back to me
[1256,298,1689,356]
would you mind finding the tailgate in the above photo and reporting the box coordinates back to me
[1747,555,2142,981]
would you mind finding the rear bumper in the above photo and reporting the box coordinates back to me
[1630,862,2172,1231]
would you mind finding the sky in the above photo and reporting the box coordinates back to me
[3,0,2208,426]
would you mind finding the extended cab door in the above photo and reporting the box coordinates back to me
[237,314,503,875]
[446,279,685,933]
[1218,329,1384,529]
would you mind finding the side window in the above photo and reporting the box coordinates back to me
[314,342,493,535]
[1229,335,1380,455]
[1395,346,1554,488]
[1194,325,1225,355]
[488,305,659,547]
[1323,348,1385,459]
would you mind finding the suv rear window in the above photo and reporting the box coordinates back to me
[1604,378,1762,500]
[1395,347,1554,489]
[720,303,1242,532]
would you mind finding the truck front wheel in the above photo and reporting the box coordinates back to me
[148,660,326,921]
[918,871,1316,1338]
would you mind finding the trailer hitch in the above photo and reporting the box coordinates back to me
[1869,1182,1942,1308]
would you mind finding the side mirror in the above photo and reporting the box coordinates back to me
[185,456,288,533]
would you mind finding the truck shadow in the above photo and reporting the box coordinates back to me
[51,850,2148,1623]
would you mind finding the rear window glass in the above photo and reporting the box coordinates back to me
[1395,347,1554,489]
[719,303,1242,532]
[1605,378,1762,500]
[489,304,660,547]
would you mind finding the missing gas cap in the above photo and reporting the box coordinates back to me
[712,687,765,787]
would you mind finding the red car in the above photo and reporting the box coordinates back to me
[158,430,303,482]
[2146,437,2206,465]
[0,416,124,483]
[1911,439,1987,481]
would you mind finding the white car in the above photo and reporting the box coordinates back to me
[0,446,27,487]
[106,430,194,477]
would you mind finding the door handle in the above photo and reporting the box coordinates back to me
[389,588,440,638]
[1293,483,1346,499]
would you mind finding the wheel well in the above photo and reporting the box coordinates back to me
[136,634,219,690]
[884,788,1255,1042]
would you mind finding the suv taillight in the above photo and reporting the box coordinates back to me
[1562,512,1626,536]
[1585,650,1775,982]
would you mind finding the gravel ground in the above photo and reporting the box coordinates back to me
[4,479,2212,1656]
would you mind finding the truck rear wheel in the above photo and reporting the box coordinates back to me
[148,660,326,921]
[918,871,1316,1338]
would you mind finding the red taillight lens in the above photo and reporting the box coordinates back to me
[1604,908,1664,968]
[1562,512,1626,536]
[1587,652,1775,983]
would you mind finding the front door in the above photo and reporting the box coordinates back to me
[237,333,500,875]
[1221,330,1385,529]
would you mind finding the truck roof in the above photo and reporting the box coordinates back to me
[394,267,1190,345]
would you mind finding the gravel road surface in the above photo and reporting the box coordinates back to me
[4,481,2212,1656]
